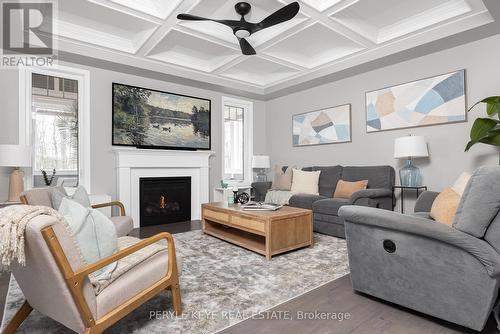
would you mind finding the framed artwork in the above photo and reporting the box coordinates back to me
[293,104,351,147]
[112,83,211,150]
[366,69,466,133]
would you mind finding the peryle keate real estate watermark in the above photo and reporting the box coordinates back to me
[1,0,58,68]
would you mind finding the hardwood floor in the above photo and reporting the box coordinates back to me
[0,221,497,333]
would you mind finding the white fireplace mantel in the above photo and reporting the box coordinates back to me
[114,148,214,228]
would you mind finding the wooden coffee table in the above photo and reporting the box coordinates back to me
[202,202,313,260]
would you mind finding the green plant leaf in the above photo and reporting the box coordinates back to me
[465,118,500,151]
[468,96,500,117]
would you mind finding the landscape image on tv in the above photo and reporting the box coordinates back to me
[112,83,211,150]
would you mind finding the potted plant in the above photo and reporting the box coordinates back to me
[465,96,500,163]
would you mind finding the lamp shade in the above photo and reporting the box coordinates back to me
[394,136,428,159]
[252,155,270,169]
[0,145,32,167]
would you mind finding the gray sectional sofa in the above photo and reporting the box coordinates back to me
[339,166,500,331]
[252,165,395,238]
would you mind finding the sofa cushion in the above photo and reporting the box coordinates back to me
[291,169,321,195]
[313,198,350,216]
[333,179,368,199]
[289,194,326,210]
[310,166,343,197]
[341,165,394,189]
[271,165,293,190]
[453,166,500,238]
[430,187,460,226]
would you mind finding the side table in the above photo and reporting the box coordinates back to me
[392,186,427,213]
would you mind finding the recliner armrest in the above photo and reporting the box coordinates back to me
[339,205,500,277]
[349,188,393,205]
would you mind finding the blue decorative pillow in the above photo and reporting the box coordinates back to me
[58,197,118,280]
[52,186,91,210]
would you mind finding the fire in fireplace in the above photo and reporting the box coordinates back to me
[139,177,191,226]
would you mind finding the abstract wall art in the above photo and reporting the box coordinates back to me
[366,70,466,133]
[293,104,351,146]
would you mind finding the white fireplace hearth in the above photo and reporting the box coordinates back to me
[114,148,214,228]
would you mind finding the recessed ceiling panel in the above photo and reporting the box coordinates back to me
[218,57,300,86]
[56,0,158,53]
[263,22,364,69]
[301,0,343,12]
[107,0,183,19]
[331,0,473,43]
[179,0,308,46]
[147,29,240,72]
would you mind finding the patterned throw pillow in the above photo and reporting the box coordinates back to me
[52,186,91,210]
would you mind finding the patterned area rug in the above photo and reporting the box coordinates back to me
[1,230,349,333]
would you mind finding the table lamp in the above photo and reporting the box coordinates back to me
[394,136,428,187]
[0,145,32,202]
[252,155,270,182]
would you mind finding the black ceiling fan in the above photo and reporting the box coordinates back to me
[177,2,300,56]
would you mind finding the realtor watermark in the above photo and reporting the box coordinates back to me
[149,310,352,322]
[1,0,58,68]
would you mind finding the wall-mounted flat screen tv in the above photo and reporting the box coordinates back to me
[112,83,211,150]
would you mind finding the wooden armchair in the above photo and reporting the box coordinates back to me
[2,214,181,334]
[19,187,133,237]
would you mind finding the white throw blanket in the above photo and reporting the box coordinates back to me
[0,205,65,268]
[264,190,294,205]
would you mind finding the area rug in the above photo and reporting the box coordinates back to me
[1,230,349,333]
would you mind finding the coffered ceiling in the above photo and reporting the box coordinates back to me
[51,0,493,95]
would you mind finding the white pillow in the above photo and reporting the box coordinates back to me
[290,169,321,195]
[58,197,118,280]
[451,172,472,196]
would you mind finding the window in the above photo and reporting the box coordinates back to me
[31,73,79,185]
[222,97,253,185]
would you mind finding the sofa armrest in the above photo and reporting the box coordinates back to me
[339,206,500,277]
[349,188,393,205]
[251,182,272,202]
[414,191,440,212]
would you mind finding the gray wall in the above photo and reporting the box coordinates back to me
[266,34,500,212]
[0,62,267,201]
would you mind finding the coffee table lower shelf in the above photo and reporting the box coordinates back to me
[204,222,267,256]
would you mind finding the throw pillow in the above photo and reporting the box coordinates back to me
[290,169,321,195]
[451,172,471,196]
[52,186,91,210]
[430,187,460,226]
[333,180,368,199]
[271,166,293,190]
[58,197,118,279]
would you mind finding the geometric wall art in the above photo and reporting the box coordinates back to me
[293,104,351,146]
[366,70,466,133]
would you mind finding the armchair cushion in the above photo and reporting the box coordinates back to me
[110,216,134,237]
[21,186,66,208]
[453,166,500,238]
[339,206,500,277]
[95,236,181,318]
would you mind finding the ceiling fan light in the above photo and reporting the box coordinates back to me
[234,29,251,38]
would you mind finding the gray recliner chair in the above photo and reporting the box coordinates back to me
[339,166,500,331]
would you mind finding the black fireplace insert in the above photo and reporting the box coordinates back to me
[139,177,191,226]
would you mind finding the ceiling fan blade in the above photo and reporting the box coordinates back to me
[256,2,300,31]
[238,38,256,55]
[177,13,240,29]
